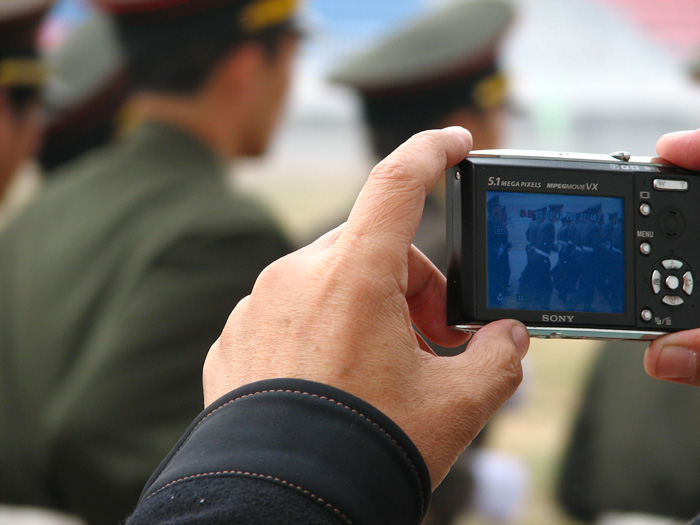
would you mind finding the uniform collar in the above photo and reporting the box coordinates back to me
[124,121,229,179]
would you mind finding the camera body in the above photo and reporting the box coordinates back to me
[446,150,700,341]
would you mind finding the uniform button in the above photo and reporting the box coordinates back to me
[640,242,652,255]
[641,309,653,322]
[639,203,652,216]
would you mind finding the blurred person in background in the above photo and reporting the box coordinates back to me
[38,12,131,173]
[558,341,700,524]
[0,0,301,523]
[329,0,511,277]
[688,47,700,83]
[557,50,700,520]
[557,135,700,525]
[3,8,131,230]
[0,0,51,229]
[328,2,528,524]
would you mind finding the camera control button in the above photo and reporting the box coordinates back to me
[639,203,652,216]
[662,259,684,271]
[652,270,662,294]
[640,242,652,255]
[653,179,689,192]
[611,151,631,161]
[683,271,694,295]
[666,275,680,291]
[662,295,685,307]
[641,309,653,322]
[659,208,686,238]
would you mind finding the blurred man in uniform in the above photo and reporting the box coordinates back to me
[329,0,513,275]
[38,12,130,173]
[329,2,523,524]
[0,0,300,523]
[0,0,50,227]
[559,55,700,523]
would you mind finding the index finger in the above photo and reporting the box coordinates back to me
[344,127,472,255]
[656,129,700,170]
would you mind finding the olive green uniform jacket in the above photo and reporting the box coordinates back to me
[0,123,291,524]
[558,342,700,522]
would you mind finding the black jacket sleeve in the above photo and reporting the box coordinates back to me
[125,378,432,525]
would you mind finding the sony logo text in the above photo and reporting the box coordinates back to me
[542,314,575,323]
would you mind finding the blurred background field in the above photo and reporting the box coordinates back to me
[480,339,600,525]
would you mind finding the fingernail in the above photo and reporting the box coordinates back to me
[512,324,530,359]
[656,345,698,380]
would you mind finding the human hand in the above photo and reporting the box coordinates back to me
[644,129,700,386]
[202,127,530,487]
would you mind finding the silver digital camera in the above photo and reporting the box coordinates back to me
[446,150,700,341]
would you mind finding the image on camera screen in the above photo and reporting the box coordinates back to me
[486,191,625,314]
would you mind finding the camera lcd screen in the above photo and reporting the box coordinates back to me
[486,191,625,314]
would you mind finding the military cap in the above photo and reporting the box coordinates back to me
[329,0,513,110]
[90,0,300,33]
[548,203,563,212]
[39,14,130,172]
[0,0,53,89]
[584,204,602,217]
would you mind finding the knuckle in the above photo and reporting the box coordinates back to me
[370,157,417,188]
[467,336,524,395]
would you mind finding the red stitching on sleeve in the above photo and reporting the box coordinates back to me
[147,469,352,524]
[149,388,425,519]
[179,389,421,484]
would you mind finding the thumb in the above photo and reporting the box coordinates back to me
[412,320,529,486]
[451,320,529,418]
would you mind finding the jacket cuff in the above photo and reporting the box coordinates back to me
[139,378,431,524]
